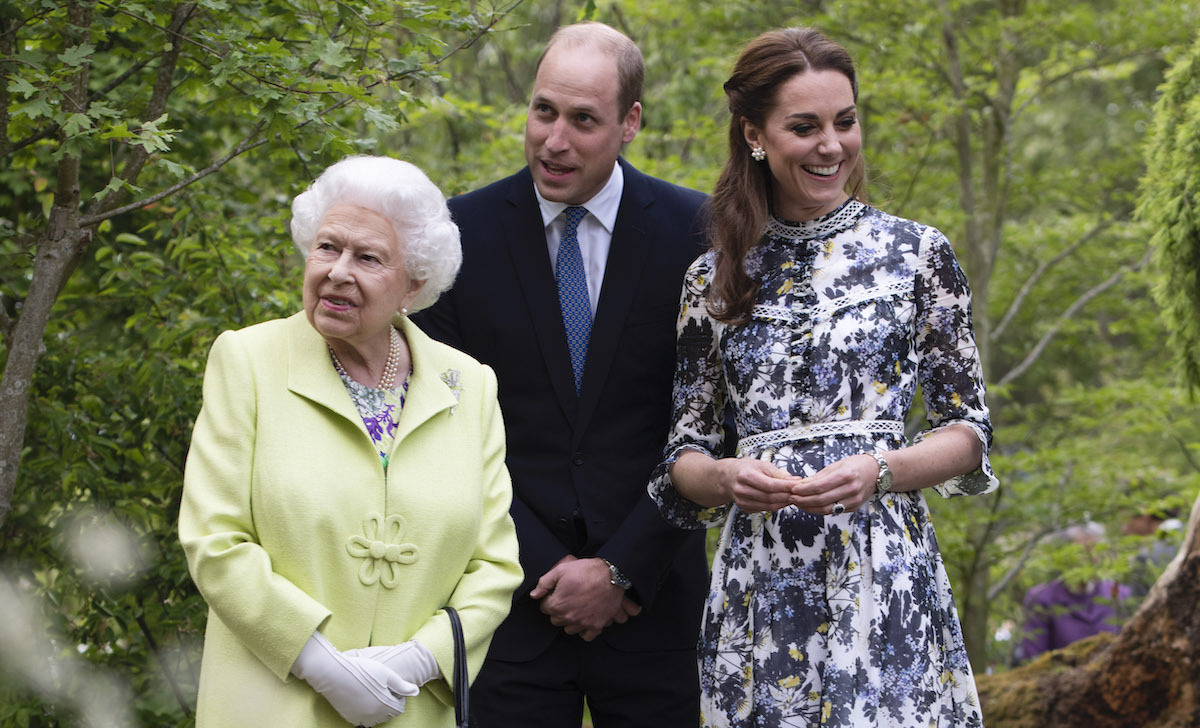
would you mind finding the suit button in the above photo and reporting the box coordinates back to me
[572,453,584,466]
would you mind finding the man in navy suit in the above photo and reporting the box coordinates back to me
[413,20,708,728]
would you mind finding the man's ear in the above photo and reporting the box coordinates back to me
[621,101,642,144]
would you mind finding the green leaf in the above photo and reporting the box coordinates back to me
[59,43,96,67]
[62,113,92,136]
[14,97,53,120]
[157,159,189,179]
[114,233,147,246]
[363,105,399,133]
[7,76,37,97]
[101,122,136,141]
[314,37,352,68]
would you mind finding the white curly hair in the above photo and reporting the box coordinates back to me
[290,155,461,314]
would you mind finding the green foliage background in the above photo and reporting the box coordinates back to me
[1,1,1198,725]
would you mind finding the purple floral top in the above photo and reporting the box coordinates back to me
[334,365,410,472]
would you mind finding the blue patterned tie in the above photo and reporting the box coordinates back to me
[556,206,591,394]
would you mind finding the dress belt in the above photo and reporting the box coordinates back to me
[736,419,905,456]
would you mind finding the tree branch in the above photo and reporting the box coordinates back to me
[77,0,518,228]
[0,294,13,343]
[6,48,157,158]
[431,0,524,61]
[997,248,1153,388]
[987,527,1055,601]
[991,218,1112,342]
[939,0,983,280]
[1177,436,1200,474]
[0,2,94,528]
[86,2,198,220]
[77,122,268,228]
[1014,49,1163,121]
[893,129,937,217]
[0,13,13,161]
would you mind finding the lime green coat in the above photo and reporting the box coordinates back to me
[179,312,522,727]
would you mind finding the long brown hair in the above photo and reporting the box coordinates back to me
[708,28,866,324]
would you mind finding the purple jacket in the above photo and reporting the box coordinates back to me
[1017,579,1133,661]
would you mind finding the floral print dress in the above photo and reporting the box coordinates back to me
[649,199,998,727]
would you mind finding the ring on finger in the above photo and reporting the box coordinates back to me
[831,502,846,516]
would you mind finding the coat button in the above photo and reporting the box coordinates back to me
[572,453,584,466]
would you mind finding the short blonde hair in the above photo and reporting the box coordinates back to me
[290,156,461,313]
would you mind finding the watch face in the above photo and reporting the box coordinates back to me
[874,454,893,492]
[607,562,632,590]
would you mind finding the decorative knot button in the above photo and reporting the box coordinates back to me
[346,513,419,589]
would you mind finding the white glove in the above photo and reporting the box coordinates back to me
[291,631,419,727]
[346,640,442,687]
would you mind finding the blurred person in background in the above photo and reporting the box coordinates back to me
[1017,522,1134,662]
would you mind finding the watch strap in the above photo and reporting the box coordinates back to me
[870,451,893,493]
[602,558,632,590]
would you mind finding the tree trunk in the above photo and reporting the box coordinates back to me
[978,493,1200,727]
[0,3,198,527]
[0,3,92,527]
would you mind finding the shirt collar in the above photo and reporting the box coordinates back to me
[534,160,623,233]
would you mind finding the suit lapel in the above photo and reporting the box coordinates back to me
[502,170,580,422]
[574,161,654,435]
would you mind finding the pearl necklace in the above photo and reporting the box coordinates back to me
[328,327,401,389]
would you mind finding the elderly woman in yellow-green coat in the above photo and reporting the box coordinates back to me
[179,156,523,728]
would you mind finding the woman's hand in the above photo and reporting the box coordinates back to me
[291,631,417,726]
[672,450,801,513]
[788,453,880,516]
[345,640,441,687]
[721,457,804,513]
[671,449,800,512]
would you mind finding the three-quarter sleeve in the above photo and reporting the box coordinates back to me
[912,228,999,497]
[648,254,732,529]
[178,330,330,680]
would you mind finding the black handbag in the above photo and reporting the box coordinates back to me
[444,607,469,728]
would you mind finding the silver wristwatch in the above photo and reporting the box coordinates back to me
[603,559,632,590]
[871,452,894,494]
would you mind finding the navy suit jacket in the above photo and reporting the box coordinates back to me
[414,159,709,658]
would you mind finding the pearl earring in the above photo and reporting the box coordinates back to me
[751,146,766,162]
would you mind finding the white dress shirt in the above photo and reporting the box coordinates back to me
[535,160,624,316]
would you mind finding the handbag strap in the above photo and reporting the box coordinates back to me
[444,606,469,728]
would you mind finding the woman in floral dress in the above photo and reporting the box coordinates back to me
[649,28,998,727]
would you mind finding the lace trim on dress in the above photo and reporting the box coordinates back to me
[750,304,794,323]
[751,281,914,325]
[765,198,867,241]
[811,280,914,320]
[737,419,905,457]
